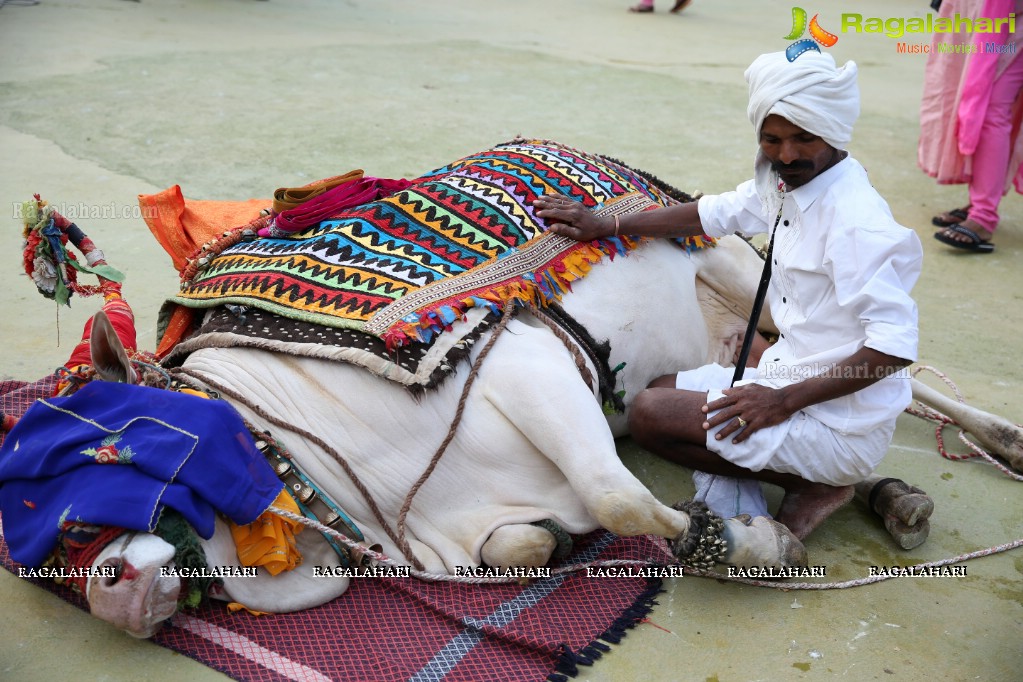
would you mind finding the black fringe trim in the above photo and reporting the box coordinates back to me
[546,578,664,681]
[542,303,625,415]
[595,154,695,205]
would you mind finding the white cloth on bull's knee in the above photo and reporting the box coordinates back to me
[692,471,770,520]
[675,363,893,488]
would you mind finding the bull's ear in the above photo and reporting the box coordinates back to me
[90,311,137,383]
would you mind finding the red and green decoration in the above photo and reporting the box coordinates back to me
[21,195,124,306]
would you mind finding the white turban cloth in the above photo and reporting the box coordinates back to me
[745,51,860,150]
[744,51,860,212]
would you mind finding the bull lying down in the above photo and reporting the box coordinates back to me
[0,139,825,639]
[0,123,961,639]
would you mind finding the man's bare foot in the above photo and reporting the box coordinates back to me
[775,483,854,540]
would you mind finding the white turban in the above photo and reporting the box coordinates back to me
[745,51,860,150]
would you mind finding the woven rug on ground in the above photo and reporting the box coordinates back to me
[167,139,704,351]
[1,377,678,682]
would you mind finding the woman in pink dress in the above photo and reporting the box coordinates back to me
[919,0,1023,253]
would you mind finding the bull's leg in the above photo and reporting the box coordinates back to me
[910,377,1023,473]
[719,516,809,568]
[853,474,933,550]
[480,524,557,568]
[479,323,691,540]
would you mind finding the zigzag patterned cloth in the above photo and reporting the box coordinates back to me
[171,139,706,349]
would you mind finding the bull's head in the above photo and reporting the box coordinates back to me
[53,312,195,637]
[85,532,182,638]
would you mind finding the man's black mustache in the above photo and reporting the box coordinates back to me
[772,160,814,173]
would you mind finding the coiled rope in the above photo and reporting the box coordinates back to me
[905,365,1023,481]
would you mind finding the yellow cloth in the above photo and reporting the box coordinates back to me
[227,602,270,616]
[229,490,304,576]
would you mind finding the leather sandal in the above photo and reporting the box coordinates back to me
[931,206,970,227]
[933,223,995,253]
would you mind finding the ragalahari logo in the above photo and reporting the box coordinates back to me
[784,7,839,61]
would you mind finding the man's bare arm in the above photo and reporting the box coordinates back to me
[532,196,704,242]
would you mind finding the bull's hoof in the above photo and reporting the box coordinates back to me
[668,499,727,569]
[480,523,557,568]
[720,515,808,570]
[856,476,934,526]
[884,516,931,550]
[855,476,934,548]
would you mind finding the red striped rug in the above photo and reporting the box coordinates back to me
[1,378,675,682]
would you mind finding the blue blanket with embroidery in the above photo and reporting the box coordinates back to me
[0,382,282,566]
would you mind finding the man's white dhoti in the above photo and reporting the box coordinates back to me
[676,363,895,519]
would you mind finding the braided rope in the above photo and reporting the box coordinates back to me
[272,506,681,584]
[525,303,595,393]
[268,507,1023,589]
[394,302,517,568]
[904,365,1023,481]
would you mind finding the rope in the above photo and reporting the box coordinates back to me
[168,366,410,567]
[268,507,1023,589]
[394,301,517,568]
[272,506,681,584]
[904,365,1023,481]
[526,303,596,395]
[683,537,1023,589]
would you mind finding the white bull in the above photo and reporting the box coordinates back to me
[81,234,811,638]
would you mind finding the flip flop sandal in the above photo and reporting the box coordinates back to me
[934,223,995,253]
[931,206,969,227]
[670,0,693,12]
[628,3,654,11]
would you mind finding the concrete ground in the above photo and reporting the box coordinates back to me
[0,0,1020,680]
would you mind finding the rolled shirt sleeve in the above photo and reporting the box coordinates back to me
[825,218,922,364]
[697,180,769,239]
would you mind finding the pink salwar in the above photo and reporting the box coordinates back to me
[918,0,1023,233]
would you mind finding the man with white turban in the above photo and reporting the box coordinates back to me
[534,51,922,542]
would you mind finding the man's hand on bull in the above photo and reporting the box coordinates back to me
[532,196,613,241]
[702,383,792,444]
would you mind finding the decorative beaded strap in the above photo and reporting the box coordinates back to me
[254,432,372,568]
[669,500,727,570]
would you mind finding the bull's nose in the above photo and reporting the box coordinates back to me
[100,557,140,586]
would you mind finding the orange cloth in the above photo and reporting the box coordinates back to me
[228,490,304,576]
[138,186,269,355]
[138,185,269,274]
[138,177,363,355]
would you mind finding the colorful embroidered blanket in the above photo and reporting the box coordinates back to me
[0,381,283,567]
[1,378,677,682]
[169,139,705,349]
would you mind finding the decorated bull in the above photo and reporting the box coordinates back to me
[3,140,1017,641]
